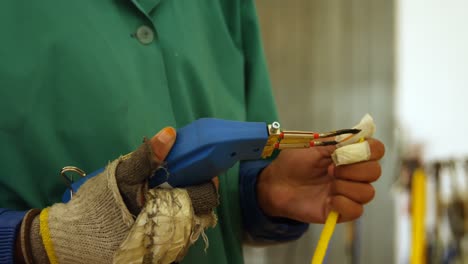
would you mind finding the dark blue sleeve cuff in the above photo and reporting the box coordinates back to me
[0,209,27,263]
[239,160,309,242]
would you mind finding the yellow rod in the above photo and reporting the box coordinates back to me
[410,168,426,264]
[311,210,339,264]
[311,138,365,264]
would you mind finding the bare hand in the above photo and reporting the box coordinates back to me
[257,138,385,223]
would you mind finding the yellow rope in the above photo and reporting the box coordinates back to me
[410,168,426,264]
[311,210,339,264]
[39,208,59,264]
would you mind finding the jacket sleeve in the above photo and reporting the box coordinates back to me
[239,161,309,243]
[0,209,27,263]
[239,0,308,243]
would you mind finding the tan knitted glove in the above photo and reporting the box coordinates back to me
[17,128,219,264]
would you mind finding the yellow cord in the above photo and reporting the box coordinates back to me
[311,210,339,264]
[410,168,426,264]
[39,208,59,264]
[311,138,365,264]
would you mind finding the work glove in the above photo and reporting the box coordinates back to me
[16,127,219,264]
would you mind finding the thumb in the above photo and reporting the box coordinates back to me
[316,144,337,161]
[116,127,177,185]
[115,127,176,215]
[150,127,177,162]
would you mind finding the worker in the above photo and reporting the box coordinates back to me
[0,1,385,263]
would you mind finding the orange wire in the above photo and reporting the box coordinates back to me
[339,134,355,143]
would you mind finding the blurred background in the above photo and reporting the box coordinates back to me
[243,0,468,263]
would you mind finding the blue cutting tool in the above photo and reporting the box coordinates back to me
[62,118,359,202]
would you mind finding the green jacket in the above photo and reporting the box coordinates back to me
[0,0,278,263]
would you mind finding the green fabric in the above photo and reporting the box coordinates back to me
[0,0,278,263]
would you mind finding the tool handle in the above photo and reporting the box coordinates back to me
[150,118,269,187]
[63,118,269,202]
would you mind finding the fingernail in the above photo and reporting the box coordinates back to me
[157,127,176,144]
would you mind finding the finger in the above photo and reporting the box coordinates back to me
[116,127,176,185]
[115,127,177,215]
[315,146,336,167]
[367,138,385,161]
[317,144,337,157]
[328,195,364,222]
[333,161,382,183]
[212,176,220,191]
[331,138,385,166]
[331,180,375,204]
[186,181,219,215]
[150,127,177,161]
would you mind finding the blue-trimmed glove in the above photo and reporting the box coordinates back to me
[10,128,219,264]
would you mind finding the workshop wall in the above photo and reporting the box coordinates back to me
[243,0,396,263]
[393,0,468,262]
[396,0,468,161]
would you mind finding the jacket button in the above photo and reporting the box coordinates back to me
[135,25,154,45]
